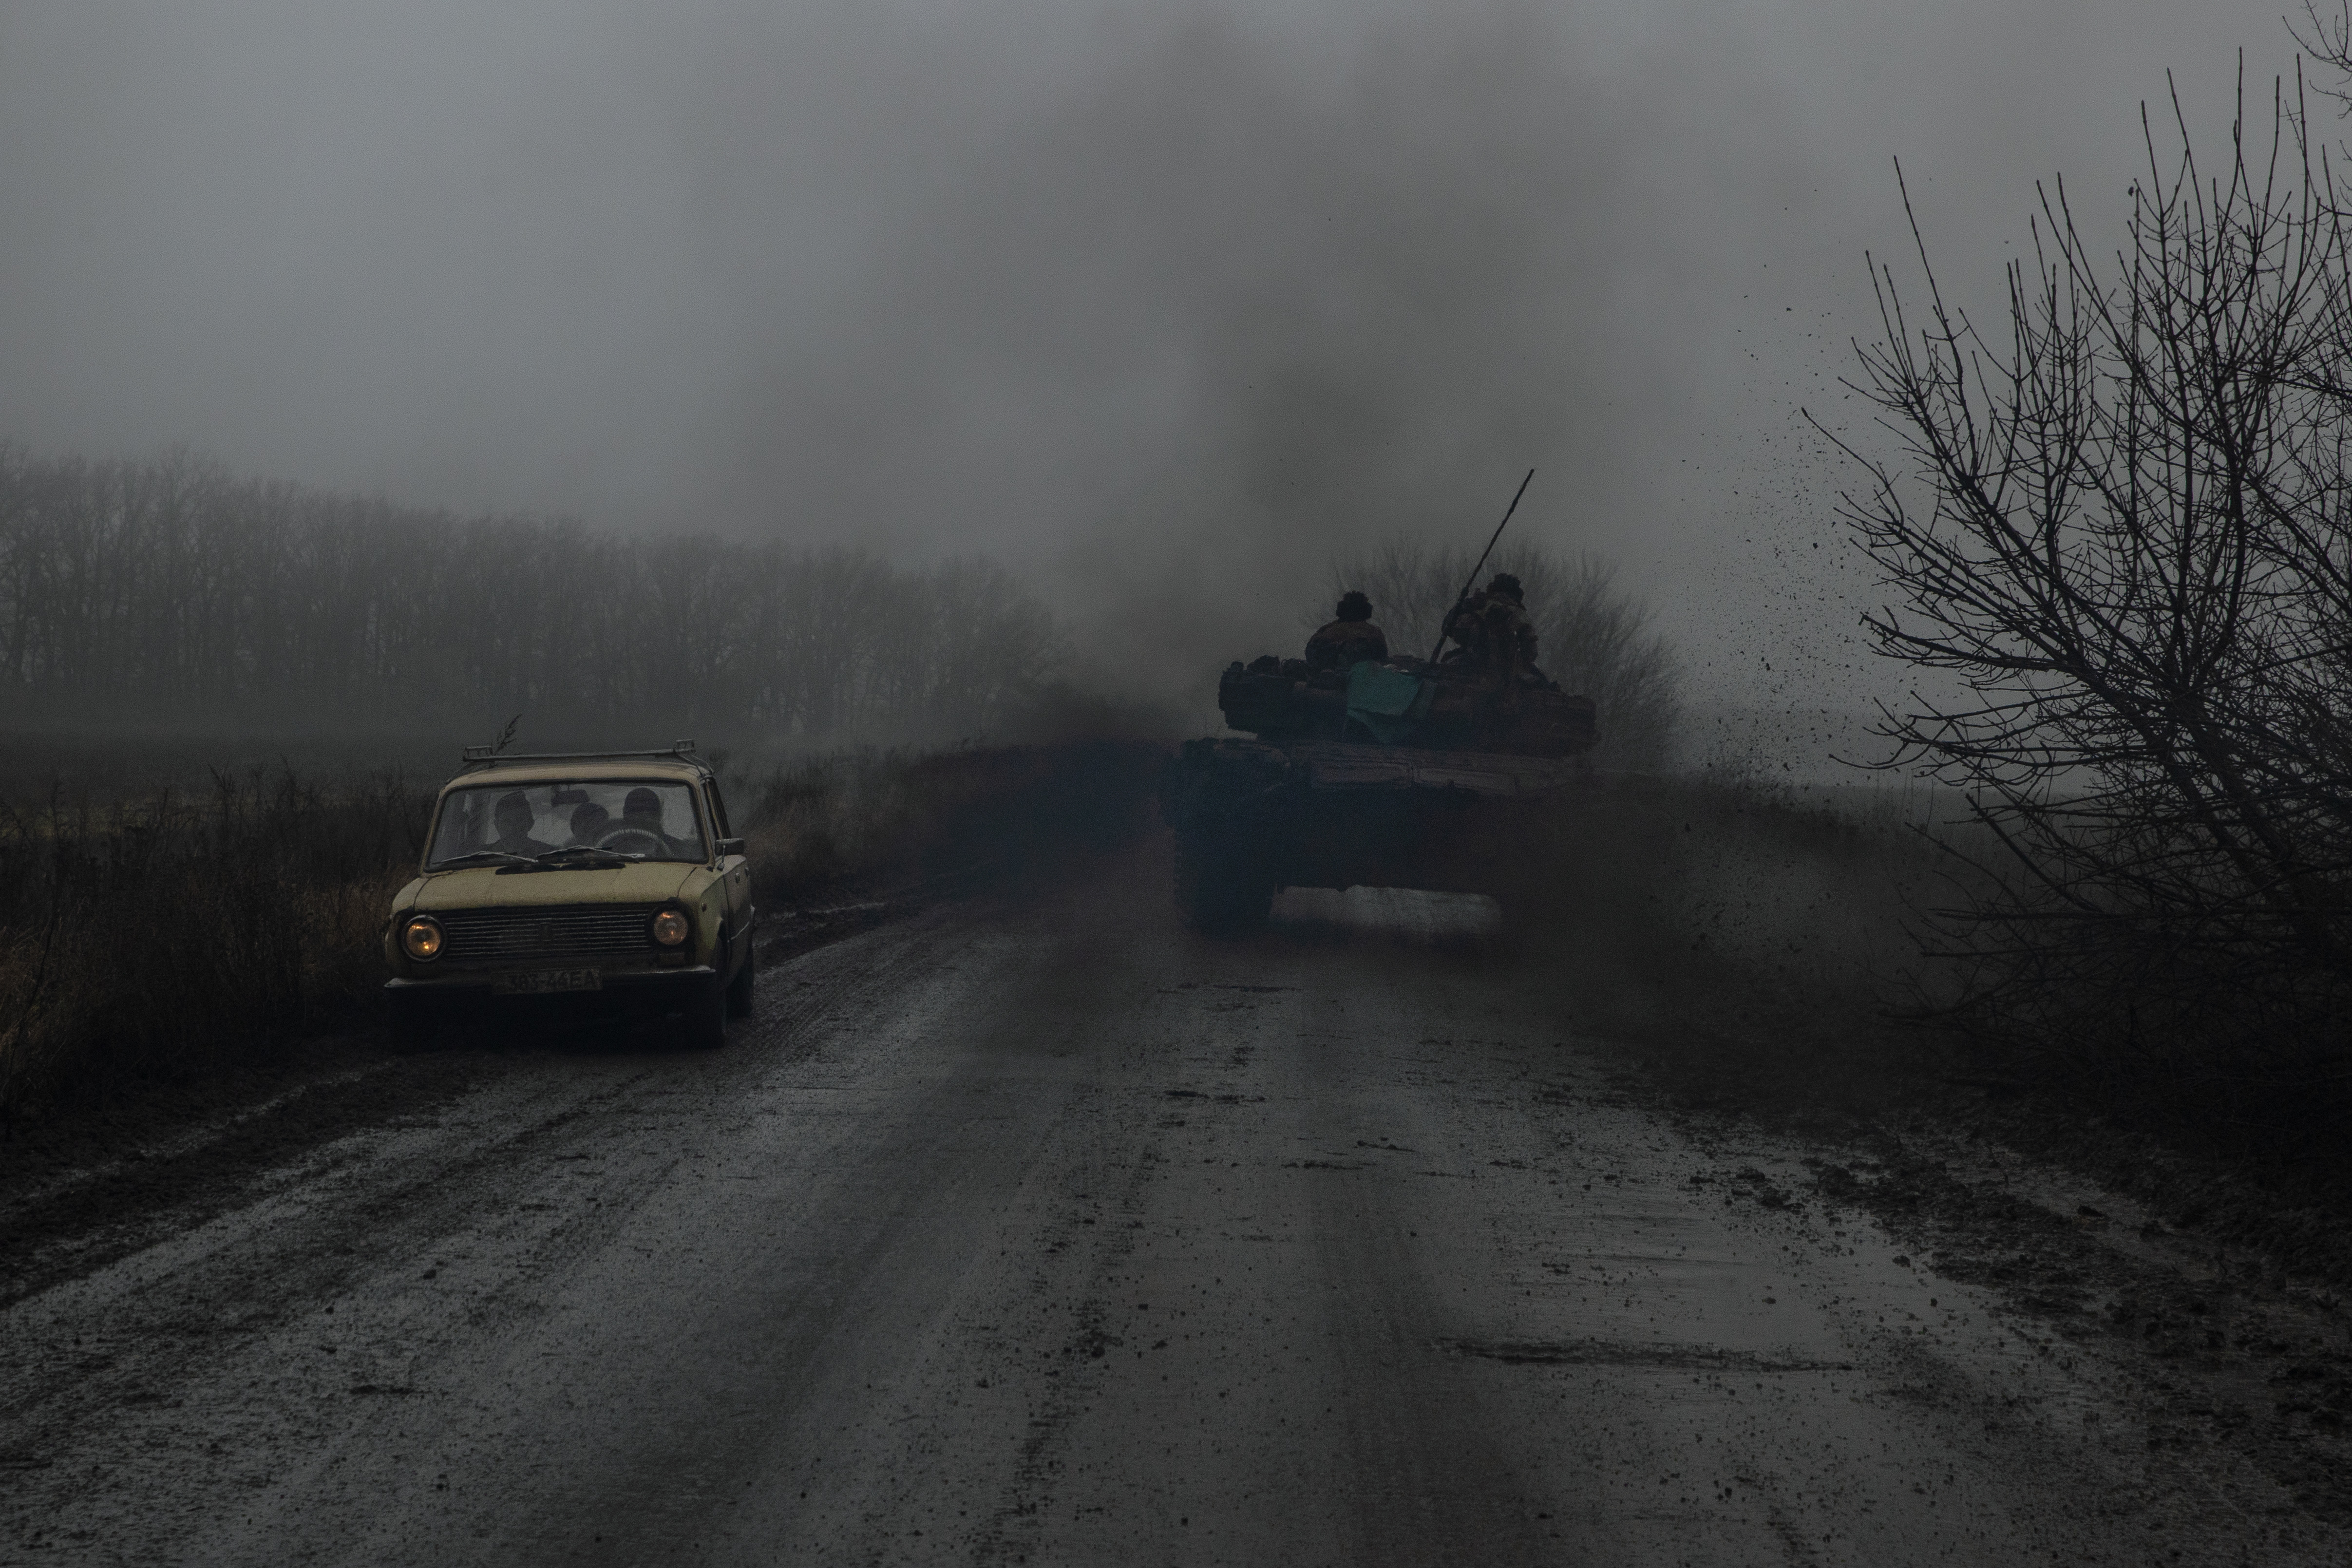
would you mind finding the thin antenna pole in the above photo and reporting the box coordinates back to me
[1426,468,1535,664]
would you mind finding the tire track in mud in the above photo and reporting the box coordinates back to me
[12,867,2352,1564]
[0,1054,502,1310]
[0,898,970,1309]
[0,891,962,1309]
[1627,1109,2352,1563]
[963,1091,1160,1566]
[1790,1139,2352,1530]
[259,896,1161,1565]
[0,905,991,1556]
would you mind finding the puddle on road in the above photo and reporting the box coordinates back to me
[1270,887,1504,941]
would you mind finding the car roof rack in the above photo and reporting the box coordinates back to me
[457,739,704,771]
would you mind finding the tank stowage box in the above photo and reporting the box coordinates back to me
[1159,656,1597,929]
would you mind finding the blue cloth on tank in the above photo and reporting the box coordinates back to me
[1344,662,1432,745]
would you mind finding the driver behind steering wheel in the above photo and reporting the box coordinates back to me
[568,801,612,848]
[615,786,686,856]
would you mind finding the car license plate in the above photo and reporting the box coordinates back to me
[493,968,603,995]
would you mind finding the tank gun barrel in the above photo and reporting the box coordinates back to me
[1426,468,1536,664]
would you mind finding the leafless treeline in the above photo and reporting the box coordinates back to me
[1830,38,2352,1109]
[0,448,1063,739]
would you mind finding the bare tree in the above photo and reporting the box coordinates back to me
[1824,67,2352,1084]
[2295,3,2352,107]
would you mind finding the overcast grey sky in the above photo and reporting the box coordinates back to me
[0,0,2311,726]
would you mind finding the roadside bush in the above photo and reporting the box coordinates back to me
[0,770,432,1116]
[1826,65,2352,1145]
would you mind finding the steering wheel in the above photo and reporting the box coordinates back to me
[593,826,667,856]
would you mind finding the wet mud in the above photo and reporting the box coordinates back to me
[2,857,2346,1563]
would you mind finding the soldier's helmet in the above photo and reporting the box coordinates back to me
[1487,572,1524,602]
[1335,590,1373,623]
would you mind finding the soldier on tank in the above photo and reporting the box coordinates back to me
[1443,573,1541,687]
[1305,590,1389,672]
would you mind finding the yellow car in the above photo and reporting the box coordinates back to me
[384,742,755,1047]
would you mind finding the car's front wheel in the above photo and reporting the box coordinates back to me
[680,975,729,1050]
[724,939,756,1019]
[387,990,436,1048]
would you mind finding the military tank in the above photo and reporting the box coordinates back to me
[1160,653,1598,930]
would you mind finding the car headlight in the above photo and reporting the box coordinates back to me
[650,908,690,947]
[401,915,445,962]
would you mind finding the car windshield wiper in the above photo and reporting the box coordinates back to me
[531,846,642,867]
[430,850,538,869]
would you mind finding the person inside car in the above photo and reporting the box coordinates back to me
[487,791,557,856]
[614,786,692,856]
[568,801,612,848]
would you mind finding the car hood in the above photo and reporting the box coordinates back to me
[406,861,702,910]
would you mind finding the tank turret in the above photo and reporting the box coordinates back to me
[1216,655,1595,757]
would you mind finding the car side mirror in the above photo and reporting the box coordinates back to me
[716,837,745,857]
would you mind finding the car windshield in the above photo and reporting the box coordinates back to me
[426,779,707,869]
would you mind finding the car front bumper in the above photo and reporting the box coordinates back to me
[385,965,718,1021]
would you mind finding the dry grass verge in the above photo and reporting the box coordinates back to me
[0,771,429,1119]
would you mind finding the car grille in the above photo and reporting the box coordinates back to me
[436,904,660,964]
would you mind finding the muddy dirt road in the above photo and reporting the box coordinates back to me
[4,865,2346,1565]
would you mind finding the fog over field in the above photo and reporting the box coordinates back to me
[0,0,2301,733]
